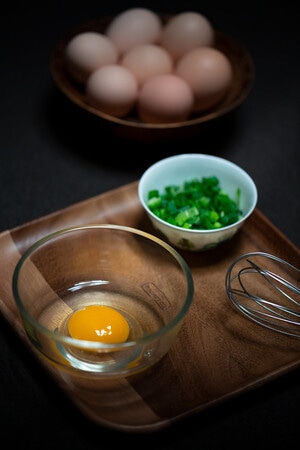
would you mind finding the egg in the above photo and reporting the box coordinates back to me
[176,47,233,113]
[68,305,130,344]
[121,44,173,86]
[63,9,235,123]
[161,11,215,61]
[105,8,162,55]
[137,73,194,124]
[64,31,118,83]
[85,64,138,117]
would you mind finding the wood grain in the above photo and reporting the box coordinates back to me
[0,181,299,433]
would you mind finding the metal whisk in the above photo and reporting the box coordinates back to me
[225,252,300,338]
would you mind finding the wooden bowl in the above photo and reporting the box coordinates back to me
[50,16,255,141]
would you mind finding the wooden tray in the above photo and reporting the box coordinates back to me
[0,181,300,433]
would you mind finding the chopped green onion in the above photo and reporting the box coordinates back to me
[146,176,242,230]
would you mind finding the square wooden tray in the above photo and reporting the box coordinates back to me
[0,181,299,433]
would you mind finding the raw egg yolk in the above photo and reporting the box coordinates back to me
[68,305,130,344]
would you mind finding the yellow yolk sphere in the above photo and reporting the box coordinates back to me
[68,305,130,344]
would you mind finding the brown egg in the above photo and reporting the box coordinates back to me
[176,47,233,113]
[137,74,194,123]
[105,8,162,55]
[121,44,173,86]
[161,12,215,61]
[85,64,138,117]
[64,32,118,84]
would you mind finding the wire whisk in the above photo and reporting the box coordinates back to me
[225,252,300,338]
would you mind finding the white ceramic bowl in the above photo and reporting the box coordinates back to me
[138,154,258,251]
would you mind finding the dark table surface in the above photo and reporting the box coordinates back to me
[1,1,299,447]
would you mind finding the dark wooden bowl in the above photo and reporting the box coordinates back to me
[50,16,255,141]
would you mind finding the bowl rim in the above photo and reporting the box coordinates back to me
[12,223,194,350]
[138,153,258,234]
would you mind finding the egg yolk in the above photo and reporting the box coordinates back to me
[68,305,130,344]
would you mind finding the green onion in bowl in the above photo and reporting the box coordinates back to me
[138,154,258,252]
[147,176,242,230]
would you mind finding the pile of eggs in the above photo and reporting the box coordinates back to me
[64,8,233,124]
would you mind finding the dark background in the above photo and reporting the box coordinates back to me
[1,1,299,448]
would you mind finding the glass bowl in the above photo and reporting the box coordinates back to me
[12,224,194,379]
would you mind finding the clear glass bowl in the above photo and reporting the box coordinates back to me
[12,224,194,379]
